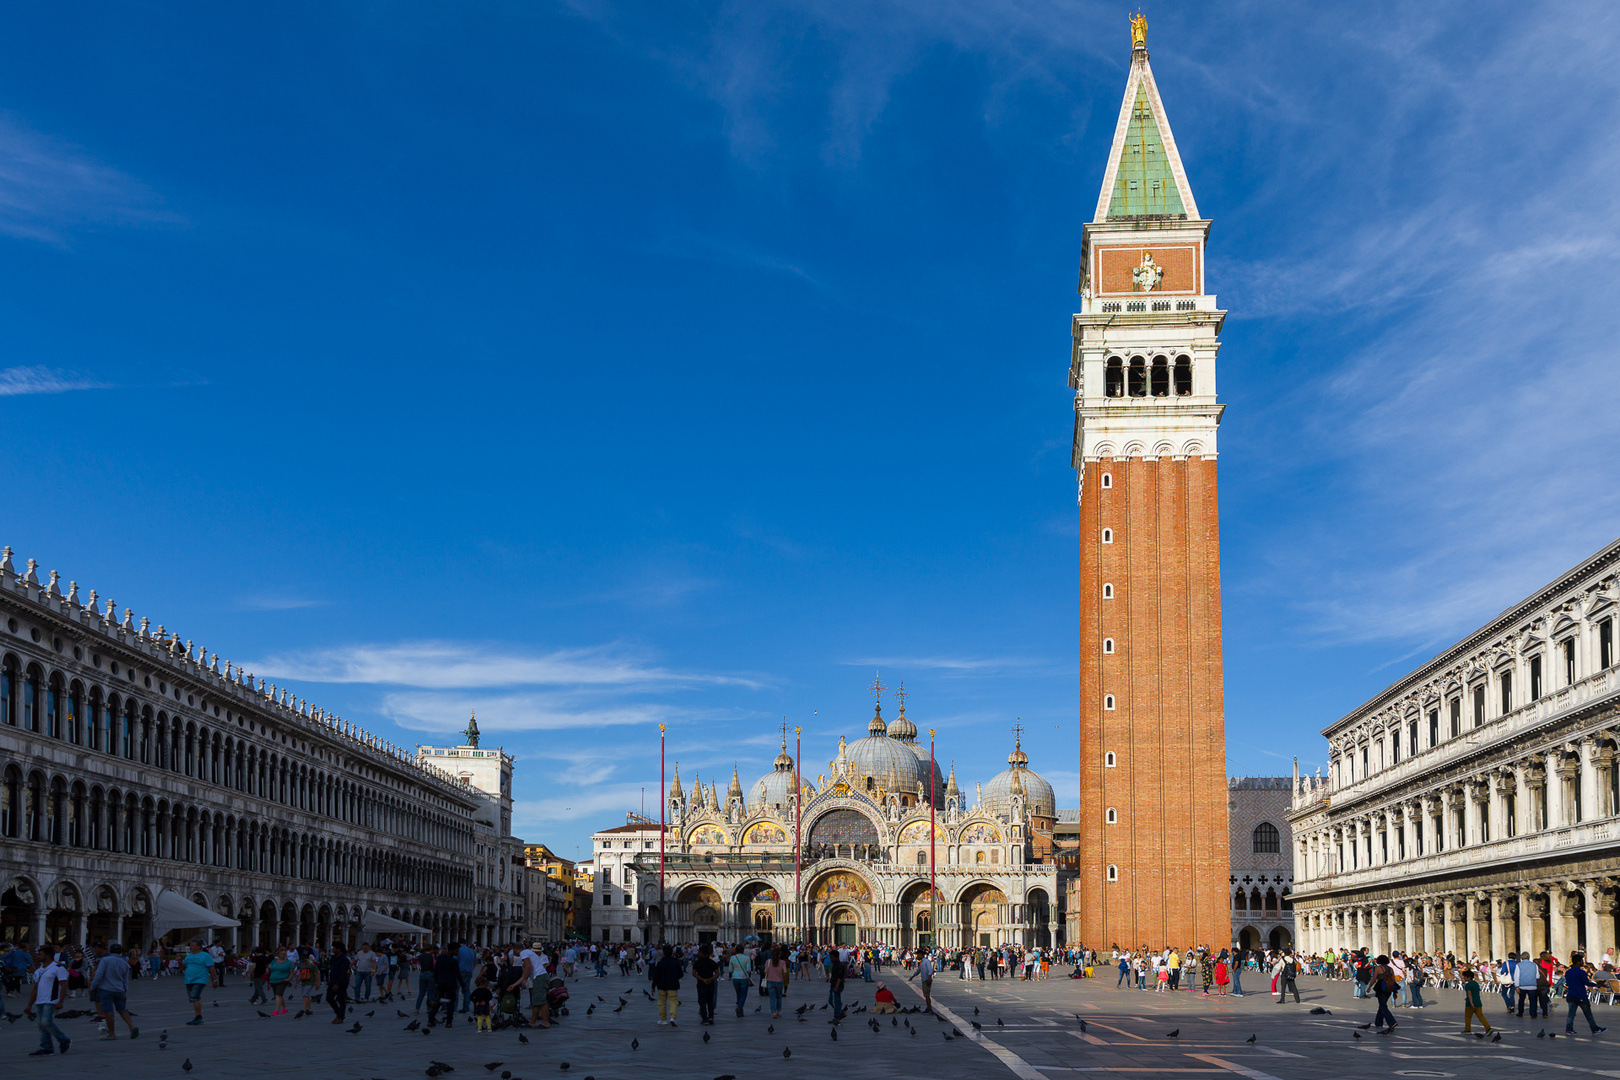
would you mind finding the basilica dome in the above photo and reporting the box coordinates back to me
[886,702,945,799]
[749,740,814,812]
[982,736,1056,819]
[845,706,932,800]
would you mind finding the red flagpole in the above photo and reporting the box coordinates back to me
[658,723,666,943]
[794,724,803,944]
[929,727,937,951]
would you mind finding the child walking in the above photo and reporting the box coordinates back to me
[471,976,494,1032]
[1461,970,1493,1036]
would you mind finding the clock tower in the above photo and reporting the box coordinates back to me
[1071,17,1230,950]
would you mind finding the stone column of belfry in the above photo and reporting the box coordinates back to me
[1073,18,1229,951]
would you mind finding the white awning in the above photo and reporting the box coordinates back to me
[151,890,240,940]
[361,910,431,935]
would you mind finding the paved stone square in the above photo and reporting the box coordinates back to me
[3,968,1616,1080]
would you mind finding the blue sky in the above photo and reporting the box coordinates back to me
[4,2,1619,863]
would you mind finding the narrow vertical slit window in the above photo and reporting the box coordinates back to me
[1529,655,1542,700]
[1564,638,1576,686]
[1102,528,1113,544]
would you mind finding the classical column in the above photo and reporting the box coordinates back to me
[1549,885,1572,959]
[1591,881,1618,961]
[32,910,46,946]
[1462,894,1479,961]
[113,914,125,947]
[1403,904,1415,954]
[1439,897,1456,956]
[75,911,87,947]
[1580,739,1597,826]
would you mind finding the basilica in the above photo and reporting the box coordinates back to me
[590,697,1068,949]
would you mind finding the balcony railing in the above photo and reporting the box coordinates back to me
[1300,668,1619,812]
[1294,814,1619,897]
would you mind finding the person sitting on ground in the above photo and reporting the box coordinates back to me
[872,981,899,1013]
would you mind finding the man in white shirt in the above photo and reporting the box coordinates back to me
[26,947,71,1056]
[519,947,551,1029]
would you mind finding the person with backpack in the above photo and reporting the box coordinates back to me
[1370,954,1398,1031]
[1274,951,1301,1004]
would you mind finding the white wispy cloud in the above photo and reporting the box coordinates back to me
[843,654,1050,673]
[251,640,759,691]
[379,689,691,734]
[0,111,177,244]
[236,595,329,612]
[0,366,109,396]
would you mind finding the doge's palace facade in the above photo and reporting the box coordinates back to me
[1289,539,1620,961]
[0,546,488,949]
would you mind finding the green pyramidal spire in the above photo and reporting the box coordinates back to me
[1107,86,1185,219]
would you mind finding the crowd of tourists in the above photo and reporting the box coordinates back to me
[9,932,1616,1056]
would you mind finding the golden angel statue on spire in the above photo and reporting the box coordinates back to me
[1131,12,1148,51]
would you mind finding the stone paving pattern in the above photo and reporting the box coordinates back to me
[2,967,1617,1080]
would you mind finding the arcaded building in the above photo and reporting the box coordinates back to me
[1289,539,1620,960]
[1227,777,1296,951]
[1072,16,1230,950]
[0,546,505,949]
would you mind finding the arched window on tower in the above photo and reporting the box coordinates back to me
[1253,822,1280,853]
[1105,357,1124,398]
[1174,355,1192,396]
[1127,357,1147,397]
[1151,356,1169,397]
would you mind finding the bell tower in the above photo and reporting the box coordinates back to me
[1072,16,1229,950]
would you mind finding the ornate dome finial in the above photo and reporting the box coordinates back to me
[1007,719,1029,767]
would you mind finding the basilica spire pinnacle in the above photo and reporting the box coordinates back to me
[669,762,684,800]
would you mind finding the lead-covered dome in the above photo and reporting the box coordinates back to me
[846,705,932,800]
[749,738,814,812]
[983,736,1056,819]
[886,701,945,799]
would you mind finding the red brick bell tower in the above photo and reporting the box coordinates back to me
[1072,17,1230,951]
